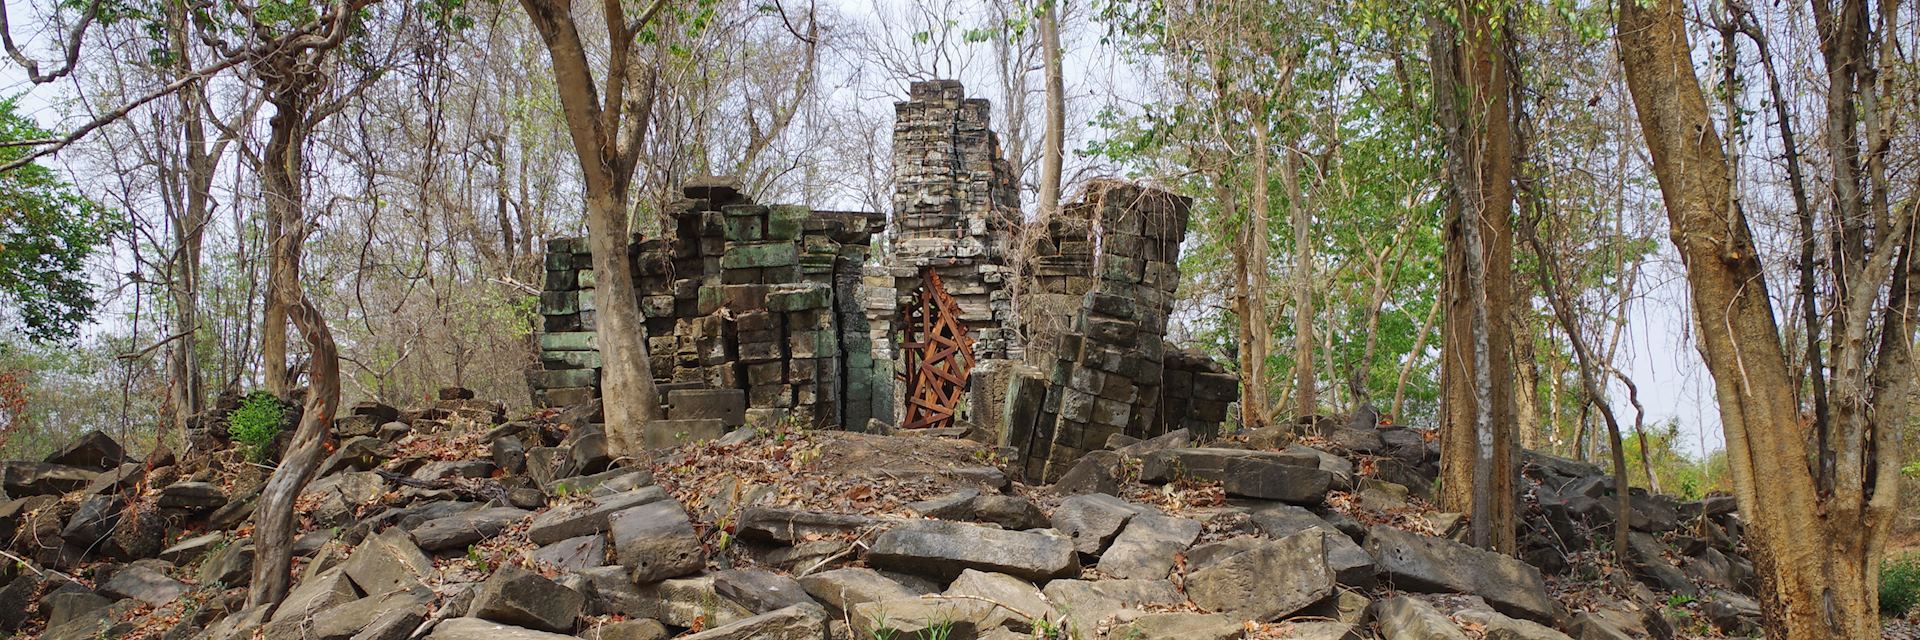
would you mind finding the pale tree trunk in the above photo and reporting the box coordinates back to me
[164,0,209,430]
[1617,0,1911,634]
[1280,138,1312,420]
[1391,294,1440,421]
[1429,2,1518,553]
[1244,119,1274,427]
[1036,0,1064,220]
[260,82,307,398]
[1510,278,1538,449]
[247,280,339,612]
[520,0,669,454]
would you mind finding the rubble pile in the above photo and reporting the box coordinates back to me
[0,390,1764,639]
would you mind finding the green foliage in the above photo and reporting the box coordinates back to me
[228,392,287,461]
[1619,419,1730,500]
[1883,554,1920,617]
[0,97,119,342]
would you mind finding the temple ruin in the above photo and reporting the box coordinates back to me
[529,80,1238,479]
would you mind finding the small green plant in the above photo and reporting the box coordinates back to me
[1665,593,1697,607]
[228,392,287,461]
[465,544,490,572]
[921,619,954,640]
[1882,553,1920,617]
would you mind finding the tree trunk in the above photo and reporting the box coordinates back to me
[1036,0,1064,220]
[520,0,667,454]
[247,287,339,612]
[1616,0,1901,634]
[1428,2,1518,553]
[1280,139,1312,420]
[1391,294,1440,421]
[1245,120,1274,427]
[260,81,307,398]
[164,0,209,432]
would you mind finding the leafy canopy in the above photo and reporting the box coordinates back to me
[0,97,119,342]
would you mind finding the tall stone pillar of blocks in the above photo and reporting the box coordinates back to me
[869,79,1024,432]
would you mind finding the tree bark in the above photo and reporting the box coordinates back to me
[1429,2,1518,553]
[1280,137,1312,420]
[260,80,308,399]
[164,0,210,432]
[1616,0,1905,634]
[1036,0,1064,220]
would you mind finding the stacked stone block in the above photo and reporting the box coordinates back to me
[1159,348,1239,439]
[1008,180,1225,482]
[529,179,879,436]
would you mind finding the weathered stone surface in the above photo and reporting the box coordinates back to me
[1220,457,1334,504]
[1050,450,1123,496]
[944,569,1048,631]
[1,461,95,496]
[341,528,435,595]
[1366,525,1556,624]
[850,597,995,639]
[41,588,110,630]
[1372,596,1469,639]
[45,431,125,470]
[868,520,1078,581]
[737,507,875,543]
[588,619,670,640]
[1039,579,1182,637]
[679,602,827,640]
[99,564,188,605]
[1239,503,1374,586]
[532,534,607,572]
[607,500,705,583]
[425,618,579,640]
[1137,448,1317,483]
[198,540,254,585]
[580,570,752,627]
[796,568,919,611]
[713,568,815,613]
[1454,606,1575,640]
[1050,493,1140,555]
[527,486,667,544]
[1185,530,1332,621]
[270,569,360,624]
[411,507,530,551]
[1098,512,1200,580]
[263,584,432,640]
[472,565,583,633]
[1109,613,1244,640]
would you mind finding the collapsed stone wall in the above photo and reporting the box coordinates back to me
[1005,180,1238,482]
[531,179,882,440]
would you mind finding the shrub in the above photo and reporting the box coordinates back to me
[1882,553,1920,617]
[228,392,286,461]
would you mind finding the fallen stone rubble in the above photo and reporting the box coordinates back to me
[0,391,1764,639]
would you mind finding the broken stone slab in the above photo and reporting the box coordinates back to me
[0,461,96,496]
[607,500,705,583]
[45,431,125,470]
[678,602,828,640]
[1239,503,1374,587]
[99,564,189,606]
[157,481,227,510]
[1108,612,1244,640]
[198,541,254,586]
[471,565,583,633]
[527,486,667,545]
[1220,457,1334,504]
[796,567,920,612]
[263,584,432,640]
[41,587,110,630]
[1098,512,1201,580]
[943,569,1050,631]
[576,568,751,626]
[270,568,360,624]
[1453,606,1575,640]
[1185,530,1332,621]
[531,534,607,572]
[1039,578,1183,637]
[1365,525,1557,624]
[590,619,670,640]
[425,618,580,640]
[713,568,816,614]
[736,506,876,544]
[1050,450,1122,496]
[1137,447,1318,483]
[410,507,531,552]
[868,519,1079,582]
[1049,493,1142,555]
[850,597,996,639]
[1371,596,1469,640]
[341,528,435,595]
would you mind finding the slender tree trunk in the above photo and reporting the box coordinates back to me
[1429,3,1518,553]
[260,82,308,398]
[1036,0,1064,220]
[1391,294,1441,420]
[1617,0,1903,634]
[1245,120,1274,426]
[165,0,209,432]
[1280,140,1313,420]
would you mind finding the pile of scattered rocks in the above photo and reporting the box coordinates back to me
[0,391,1763,639]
